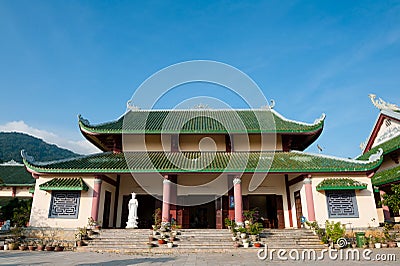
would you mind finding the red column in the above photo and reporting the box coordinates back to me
[380,190,391,221]
[91,177,102,222]
[303,177,316,222]
[162,175,172,224]
[233,176,243,226]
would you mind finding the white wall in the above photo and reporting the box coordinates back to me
[311,175,379,229]
[29,176,95,228]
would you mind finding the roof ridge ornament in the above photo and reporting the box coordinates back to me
[368,148,383,162]
[314,113,326,124]
[193,103,211,109]
[20,150,35,163]
[369,94,400,112]
[127,100,140,111]
[260,99,275,110]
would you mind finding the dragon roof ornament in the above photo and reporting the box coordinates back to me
[126,100,140,111]
[368,148,383,162]
[369,94,400,112]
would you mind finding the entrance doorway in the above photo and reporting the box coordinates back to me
[121,194,156,229]
[294,191,303,228]
[102,191,112,228]
[248,194,285,229]
[188,201,216,228]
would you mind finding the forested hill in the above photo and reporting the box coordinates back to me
[0,132,80,163]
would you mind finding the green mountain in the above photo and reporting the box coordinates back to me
[0,132,80,163]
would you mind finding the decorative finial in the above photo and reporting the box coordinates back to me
[314,113,326,124]
[369,94,400,111]
[193,103,210,109]
[127,100,140,111]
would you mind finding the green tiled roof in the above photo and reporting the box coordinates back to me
[39,177,89,191]
[372,164,400,186]
[316,178,368,191]
[22,150,381,174]
[0,165,35,186]
[358,134,400,160]
[79,109,325,134]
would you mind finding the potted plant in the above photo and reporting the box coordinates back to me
[242,238,249,248]
[167,240,173,248]
[325,220,345,249]
[374,237,381,248]
[55,243,64,251]
[254,242,262,248]
[8,241,18,250]
[45,242,55,251]
[238,227,247,239]
[248,222,263,242]
[37,241,46,251]
[158,236,166,244]
[19,242,28,251]
[28,241,37,251]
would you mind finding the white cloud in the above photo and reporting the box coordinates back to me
[0,121,100,155]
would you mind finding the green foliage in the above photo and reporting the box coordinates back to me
[224,218,235,228]
[0,132,79,163]
[381,184,400,215]
[237,227,247,233]
[248,222,263,235]
[152,208,161,229]
[325,220,345,244]
[243,208,259,224]
[0,198,32,227]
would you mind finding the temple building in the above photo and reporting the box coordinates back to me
[22,103,384,229]
[0,160,34,198]
[358,94,400,223]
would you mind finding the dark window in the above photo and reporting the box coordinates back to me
[49,191,80,219]
[326,190,359,218]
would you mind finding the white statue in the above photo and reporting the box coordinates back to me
[126,192,138,229]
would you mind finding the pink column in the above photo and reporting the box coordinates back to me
[233,177,243,226]
[380,190,391,221]
[162,175,172,224]
[304,177,316,222]
[91,177,102,222]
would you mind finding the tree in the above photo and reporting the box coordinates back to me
[381,184,400,215]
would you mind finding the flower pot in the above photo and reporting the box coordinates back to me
[388,242,396,248]
[45,246,55,251]
[369,243,374,249]
[231,236,237,241]
[19,245,27,251]
[55,246,64,252]
[0,245,3,250]
[8,243,18,250]
[254,242,262,248]
[37,245,45,251]
[374,243,381,249]
[3,244,8,251]
[351,243,357,248]
[233,242,240,248]
[167,242,173,248]
[243,242,249,248]
[28,246,37,251]
[152,231,158,237]
[381,243,388,248]
[158,239,166,244]
[77,241,83,247]
[240,233,247,239]
[251,235,257,242]
[362,244,368,249]
[397,242,400,248]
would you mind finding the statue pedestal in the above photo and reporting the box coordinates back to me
[126,218,138,229]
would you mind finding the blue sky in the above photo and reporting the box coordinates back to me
[0,1,399,157]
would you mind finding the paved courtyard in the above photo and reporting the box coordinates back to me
[0,248,399,266]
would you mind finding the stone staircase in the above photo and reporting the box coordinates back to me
[77,228,323,254]
[260,229,324,250]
